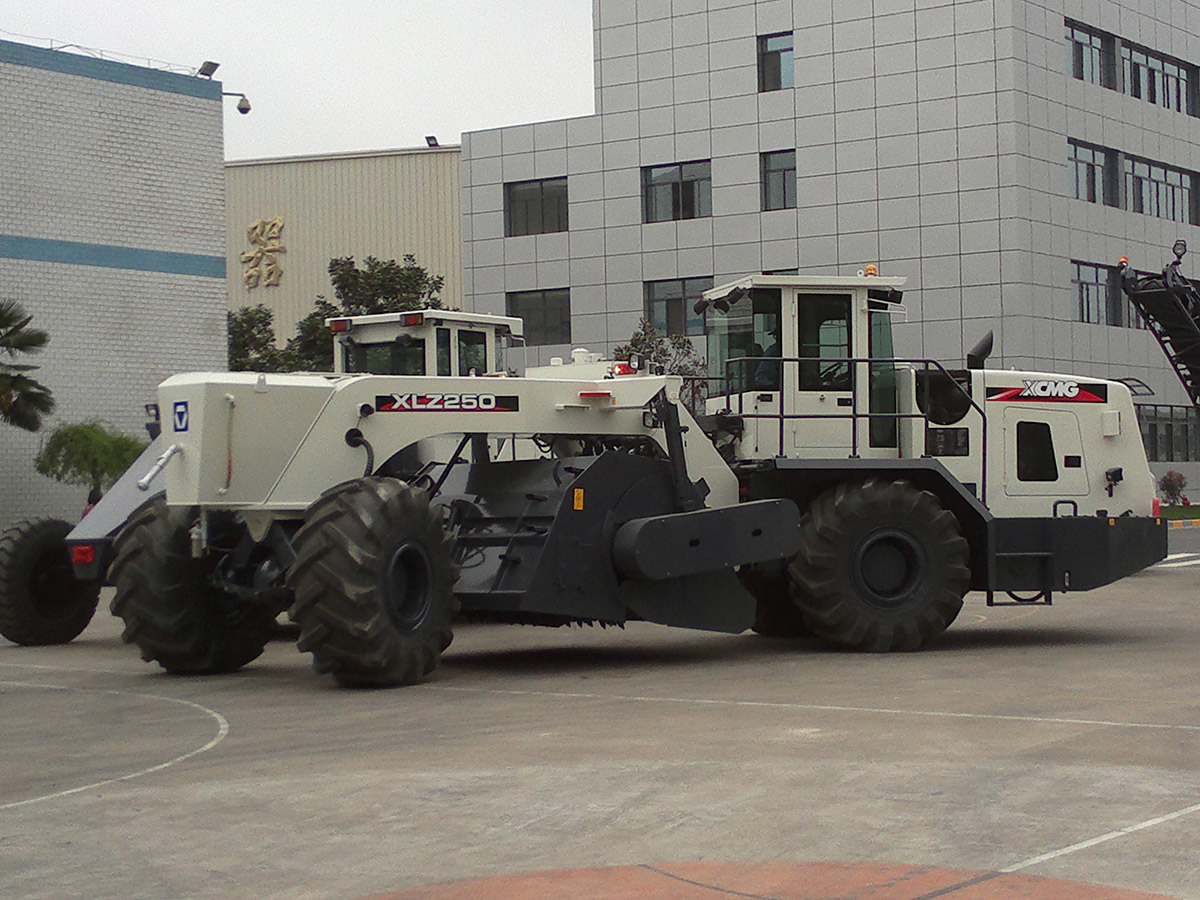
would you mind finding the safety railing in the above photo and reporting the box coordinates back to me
[694,354,990,505]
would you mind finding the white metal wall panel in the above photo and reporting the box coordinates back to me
[225,147,463,339]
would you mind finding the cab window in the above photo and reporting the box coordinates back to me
[797,294,850,391]
[706,288,782,392]
[868,309,898,447]
[1016,420,1058,481]
[458,330,488,375]
[345,339,426,375]
[436,329,452,376]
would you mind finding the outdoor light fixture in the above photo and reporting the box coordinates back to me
[222,92,251,114]
[198,60,220,78]
[425,135,439,147]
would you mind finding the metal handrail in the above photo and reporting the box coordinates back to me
[701,354,989,505]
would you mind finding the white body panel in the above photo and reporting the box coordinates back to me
[158,372,737,514]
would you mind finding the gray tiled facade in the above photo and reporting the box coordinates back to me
[463,0,1200,411]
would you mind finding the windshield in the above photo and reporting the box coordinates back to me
[344,339,426,375]
[706,288,781,392]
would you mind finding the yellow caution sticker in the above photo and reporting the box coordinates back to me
[573,488,585,511]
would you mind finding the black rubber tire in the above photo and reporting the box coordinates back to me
[110,496,276,674]
[286,478,457,688]
[739,566,809,638]
[0,518,100,645]
[788,479,970,652]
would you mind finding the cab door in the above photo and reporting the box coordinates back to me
[788,293,854,453]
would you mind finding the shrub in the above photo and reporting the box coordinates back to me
[35,421,147,492]
[1159,470,1188,505]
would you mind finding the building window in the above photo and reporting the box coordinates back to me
[1069,140,1114,205]
[1122,43,1193,114]
[1065,17,1200,116]
[761,150,797,211]
[645,277,713,337]
[504,178,568,237]
[1123,156,1197,224]
[1066,20,1114,87]
[643,161,712,223]
[758,33,794,92]
[1072,260,1146,329]
[1072,262,1113,325]
[1137,405,1200,462]
[506,289,571,346]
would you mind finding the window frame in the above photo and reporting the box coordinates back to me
[761,150,797,211]
[505,288,572,346]
[642,161,713,223]
[644,277,714,338]
[504,177,569,237]
[758,32,794,92]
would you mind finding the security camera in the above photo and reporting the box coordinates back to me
[236,96,251,115]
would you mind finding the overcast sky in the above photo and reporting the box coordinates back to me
[1,0,597,160]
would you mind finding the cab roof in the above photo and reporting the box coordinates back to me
[326,307,524,339]
[704,273,907,304]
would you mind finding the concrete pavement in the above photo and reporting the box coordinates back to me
[1,556,1198,900]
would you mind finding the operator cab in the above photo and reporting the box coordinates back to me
[328,309,525,377]
[700,273,907,459]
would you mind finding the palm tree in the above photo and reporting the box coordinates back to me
[0,298,54,432]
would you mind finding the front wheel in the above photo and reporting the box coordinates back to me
[0,518,100,645]
[788,479,970,652]
[286,478,458,688]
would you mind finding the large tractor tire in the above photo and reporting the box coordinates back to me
[739,566,809,638]
[0,518,100,646]
[788,479,970,652]
[287,478,458,688]
[110,496,275,674]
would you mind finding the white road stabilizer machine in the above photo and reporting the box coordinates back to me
[55,273,1164,687]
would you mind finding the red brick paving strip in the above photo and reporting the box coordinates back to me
[358,861,1178,900]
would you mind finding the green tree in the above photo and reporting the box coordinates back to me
[328,254,444,315]
[228,304,285,372]
[280,299,339,371]
[0,298,55,432]
[227,256,444,372]
[35,421,147,491]
[613,319,708,415]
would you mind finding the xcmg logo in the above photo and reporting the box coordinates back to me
[987,381,1108,403]
[1019,380,1079,398]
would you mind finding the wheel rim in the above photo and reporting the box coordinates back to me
[851,528,925,609]
[383,541,433,632]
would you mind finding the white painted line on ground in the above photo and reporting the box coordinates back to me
[0,681,229,811]
[432,685,1200,732]
[1163,552,1200,561]
[0,660,133,676]
[1001,800,1200,873]
[1155,559,1200,569]
[436,683,1200,874]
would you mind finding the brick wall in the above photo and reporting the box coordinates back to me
[0,41,226,528]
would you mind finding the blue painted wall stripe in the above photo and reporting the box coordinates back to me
[0,235,226,278]
[0,39,221,101]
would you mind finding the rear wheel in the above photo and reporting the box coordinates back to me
[286,478,457,688]
[0,518,100,645]
[788,479,970,652]
[110,497,275,673]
